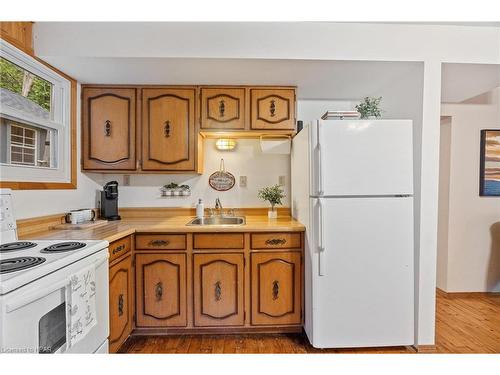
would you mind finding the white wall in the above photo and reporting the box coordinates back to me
[297,100,357,122]
[440,93,500,292]
[11,84,102,220]
[97,139,290,209]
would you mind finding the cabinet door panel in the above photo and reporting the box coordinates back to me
[82,87,136,170]
[251,252,301,325]
[0,22,33,53]
[250,88,295,130]
[136,253,187,327]
[194,253,244,326]
[142,88,196,171]
[201,87,245,130]
[109,254,133,353]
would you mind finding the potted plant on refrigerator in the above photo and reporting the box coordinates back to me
[355,96,383,119]
[258,184,286,219]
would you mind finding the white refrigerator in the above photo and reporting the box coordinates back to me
[291,119,414,348]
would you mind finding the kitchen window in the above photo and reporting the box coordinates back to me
[0,39,75,188]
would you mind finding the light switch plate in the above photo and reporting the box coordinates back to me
[123,175,131,186]
[239,176,247,187]
[279,176,286,186]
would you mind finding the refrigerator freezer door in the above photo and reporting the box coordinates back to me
[311,196,414,348]
[312,120,413,196]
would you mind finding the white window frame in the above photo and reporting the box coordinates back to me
[0,39,71,184]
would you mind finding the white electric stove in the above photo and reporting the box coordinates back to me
[0,239,109,295]
[0,189,110,354]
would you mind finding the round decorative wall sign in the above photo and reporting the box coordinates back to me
[209,159,235,191]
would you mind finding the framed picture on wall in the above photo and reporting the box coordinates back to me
[479,129,500,196]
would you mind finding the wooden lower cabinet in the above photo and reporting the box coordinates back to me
[251,252,302,326]
[109,253,134,353]
[135,253,187,327]
[109,231,303,341]
[193,253,245,327]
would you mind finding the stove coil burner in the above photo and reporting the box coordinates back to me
[0,256,46,274]
[0,241,37,253]
[40,242,86,253]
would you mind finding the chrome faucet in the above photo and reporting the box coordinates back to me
[215,198,223,216]
[213,198,235,217]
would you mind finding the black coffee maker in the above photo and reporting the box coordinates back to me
[100,181,121,220]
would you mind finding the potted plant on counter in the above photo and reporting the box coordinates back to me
[258,184,285,219]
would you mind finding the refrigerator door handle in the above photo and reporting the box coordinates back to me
[316,121,324,195]
[317,198,326,276]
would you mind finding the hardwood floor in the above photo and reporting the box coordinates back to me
[434,290,500,353]
[119,290,500,354]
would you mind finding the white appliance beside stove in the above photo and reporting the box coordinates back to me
[292,120,414,348]
[0,189,110,354]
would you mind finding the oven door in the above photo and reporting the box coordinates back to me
[0,250,109,354]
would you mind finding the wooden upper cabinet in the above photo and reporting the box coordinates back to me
[135,253,187,327]
[251,252,302,326]
[82,87,136,170]
[0,22,33,54]
[200,87,245,130]
[250,88,296,130]
[193,253,245,327]
[109,254,134,353]
[141,88,196,171]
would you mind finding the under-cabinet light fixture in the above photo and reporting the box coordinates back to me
[215,138,236,151]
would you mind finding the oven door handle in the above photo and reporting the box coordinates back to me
[6,253,109,313]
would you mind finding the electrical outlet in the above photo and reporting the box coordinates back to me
[279,176,286,186]
[123,175,131,186]
[239,176,247,188]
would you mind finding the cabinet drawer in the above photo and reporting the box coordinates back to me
[251,232,301,249]
[136,234,187,250]
[109,236,132,263]
[193,233,244,249]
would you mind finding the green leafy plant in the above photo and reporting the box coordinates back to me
[355,96,383,119]
[258,184,286,210]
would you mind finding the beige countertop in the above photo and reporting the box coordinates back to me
[21,215,305,243]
